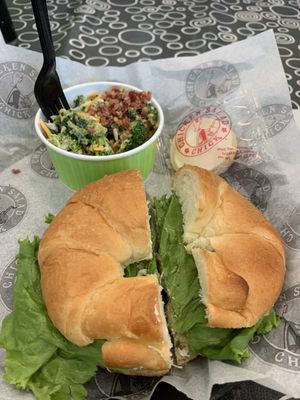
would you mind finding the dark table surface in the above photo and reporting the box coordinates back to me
[3,0,300,109]
[1,1,300,399]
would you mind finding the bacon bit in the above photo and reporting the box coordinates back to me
[111,142,120,153]
[123,117,131,129]
[87,127,95,134]
[141,106,149,116]
[129,91,137,102]
[11,168,21,174]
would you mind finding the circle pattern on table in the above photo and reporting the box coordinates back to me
[8,0,300,107]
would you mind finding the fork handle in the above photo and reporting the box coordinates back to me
[31,0,56,66]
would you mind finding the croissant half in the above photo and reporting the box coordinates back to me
[174,165,285,329]
[38,170,172,376]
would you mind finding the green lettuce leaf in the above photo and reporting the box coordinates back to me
[153,194,280,363]
[124,211,159,278]
[0,237,105,400]
[44,213,55,224]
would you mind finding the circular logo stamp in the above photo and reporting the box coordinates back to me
[0,62,38,119]
[250,285,300,373]
[280,204,300,251]
[0,258,17,311]
[87,369,159,399]
[186,60,240,107]
[175,106,232,157]
[31,144,58,179]
[0,186,27,234]
[261,104,293,137]
[222,164,272,212]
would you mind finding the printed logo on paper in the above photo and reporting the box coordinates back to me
[0,186,27,233]
[31,144,58,179]
[186,60,240,107]
[250,285,300,373]
[280,204,300,250]
[0,62,38,119]
[0,258,17,311]
[261,104,293,137]
[222,164,272,212]
[87,369,159,399]
[175,106,232,157]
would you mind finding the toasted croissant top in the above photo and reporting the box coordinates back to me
[38,170,172,376]
[174,165,285,328]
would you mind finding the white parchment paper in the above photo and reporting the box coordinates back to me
[1,30,300,400]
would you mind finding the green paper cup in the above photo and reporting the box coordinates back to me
[34,81,164,191]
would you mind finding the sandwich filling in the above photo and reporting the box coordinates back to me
[153,193,280,363]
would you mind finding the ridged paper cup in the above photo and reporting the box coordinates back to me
[34,81,164,191]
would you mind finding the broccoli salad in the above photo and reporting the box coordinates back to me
[42,87,159,155]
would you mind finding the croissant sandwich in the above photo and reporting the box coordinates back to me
[38,165,285,372]
[0,165,286,397]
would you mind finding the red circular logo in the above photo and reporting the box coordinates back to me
[175,107,232,157]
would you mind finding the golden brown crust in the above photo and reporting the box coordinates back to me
[69,169,152,262]
[207,233,285,327]
[102,339,169,373]
[38,170,171,375]
[83,276,167,343]
[39,202,132,266]
[193,248,249,313]
[175,165,285,328]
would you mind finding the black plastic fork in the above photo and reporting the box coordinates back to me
[31,0,69,120]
